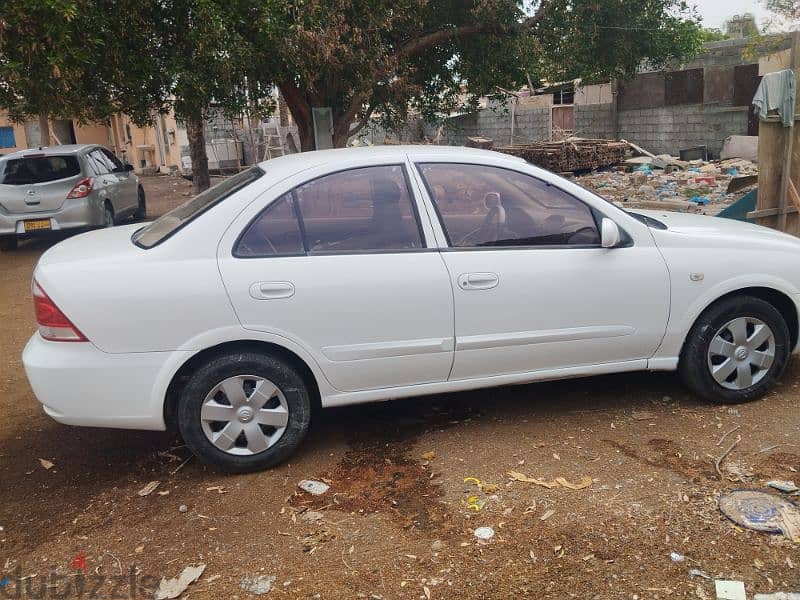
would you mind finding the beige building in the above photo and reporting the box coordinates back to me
[0,111,184,175]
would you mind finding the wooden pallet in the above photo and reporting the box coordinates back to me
[494,139,628,173]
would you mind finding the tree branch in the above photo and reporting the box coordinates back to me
[348,103,377,138]
[335,0,551,136]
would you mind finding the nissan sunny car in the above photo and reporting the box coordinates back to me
[22,146,800,472]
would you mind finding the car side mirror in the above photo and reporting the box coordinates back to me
[601,218,621,248]
[124,163,135,172]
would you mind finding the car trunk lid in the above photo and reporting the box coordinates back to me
[0,154,83,214]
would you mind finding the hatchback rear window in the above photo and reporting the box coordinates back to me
[0,155,81,185]
[133,167,264,248]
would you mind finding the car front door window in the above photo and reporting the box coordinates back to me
[418,163,600,248]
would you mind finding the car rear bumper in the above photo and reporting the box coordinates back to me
[0,198,102,236]
[23,333,190,430]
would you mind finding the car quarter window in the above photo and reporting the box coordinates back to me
[100,148,125,171]
[235,164,424,257]
[236,193,305,257]
[417,163,600,248]
[86,149,112,175]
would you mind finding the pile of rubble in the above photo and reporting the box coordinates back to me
[576,156,758,215]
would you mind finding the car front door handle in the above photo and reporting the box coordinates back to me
[249,281,295,300]
[457,272,499,290]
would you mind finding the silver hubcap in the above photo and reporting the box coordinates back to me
[200,375,289,455]
[707,317,775,390]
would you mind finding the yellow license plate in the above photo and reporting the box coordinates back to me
[24,219,51,232]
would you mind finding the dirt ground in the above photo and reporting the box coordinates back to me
[1,174,799,599]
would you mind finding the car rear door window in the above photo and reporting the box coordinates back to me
[417,163,600,248]
[295,165,423,253]
[235,193,305,257]
[0,155,81,185]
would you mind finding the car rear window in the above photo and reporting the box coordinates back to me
[132,166,264,248]
[0,155,81,185]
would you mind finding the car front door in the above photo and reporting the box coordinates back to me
[217,162,454,393]
[413,160,670,381]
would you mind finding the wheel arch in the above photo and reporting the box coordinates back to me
[163,340,322,429]
[681,286,799,358]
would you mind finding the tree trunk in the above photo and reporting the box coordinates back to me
[278,92,290,128]
[186,116,210,193]
[332,123,350,149]
[294,111,315,152]
[38,113,50,147]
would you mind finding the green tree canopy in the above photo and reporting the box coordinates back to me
[252,0,705,149]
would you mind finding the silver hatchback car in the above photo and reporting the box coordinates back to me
[0,144,145,250]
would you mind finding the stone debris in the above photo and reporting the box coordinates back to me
[577,157,757,215]
[154,564,206,600]
[240,574,277,595]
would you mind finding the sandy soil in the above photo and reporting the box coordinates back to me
[0,175,798,599]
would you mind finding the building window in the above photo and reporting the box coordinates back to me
[553,88,575,105]
[0,126,16,148]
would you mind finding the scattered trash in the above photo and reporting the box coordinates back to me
[473,526,494,542]
[689,196,710,205]
[298,480,329,496]
[240,574,276,595]
[689,569,712,580]
[38,459,54,470]
[154,564,206,600]
[466,495,485,512]
[421,451,436,461]
[715,580,746,600]
[718,490,800,542]
[301,510,324,523]
[507,472,592,490]
[205,485,228,494]
[724,461,754,483]
[539,509,555,521]
[768,480,799,493]
[670,551,685,562]
[178,505,188,513]
[715,435,742,479]
[138,481,160,497]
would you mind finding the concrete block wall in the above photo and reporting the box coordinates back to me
[575,104,615,140]
[443,106,550,146]
[617,104,749,157]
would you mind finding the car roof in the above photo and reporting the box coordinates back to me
[0,144,101,160]
[255,145,526,175]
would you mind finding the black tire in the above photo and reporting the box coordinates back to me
[178,351,312,473]
[103,203,115,227]
[0,236,18,251]
[134,186,146,221]
[679,295,790,404]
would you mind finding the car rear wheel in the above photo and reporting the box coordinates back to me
[0,236,18,251]
[679,295,790,404]
[177,351,311,473]
[103,203,115,228]
[134,186,146,221]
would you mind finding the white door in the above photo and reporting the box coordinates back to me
[413,161,670,381]
[218,163,454,392]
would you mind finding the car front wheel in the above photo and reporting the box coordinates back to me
[178,351,312,473]
[679,295,790,404]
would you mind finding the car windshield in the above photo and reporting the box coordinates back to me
[132,167,264,248]
[0,155,81,185]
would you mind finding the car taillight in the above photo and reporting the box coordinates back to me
[66,177,94,199]
[32,280,87,342]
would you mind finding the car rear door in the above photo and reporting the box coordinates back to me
[217,159,455,393]
[100,147,138,211]
[412,159,670,381]
[84,148,121,212]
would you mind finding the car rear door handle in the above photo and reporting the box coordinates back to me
[249,281,295,300]
[457,272,499,290]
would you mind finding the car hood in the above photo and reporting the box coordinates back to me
[630,209,800,250]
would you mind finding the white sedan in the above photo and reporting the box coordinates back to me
[23,146,799,472]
